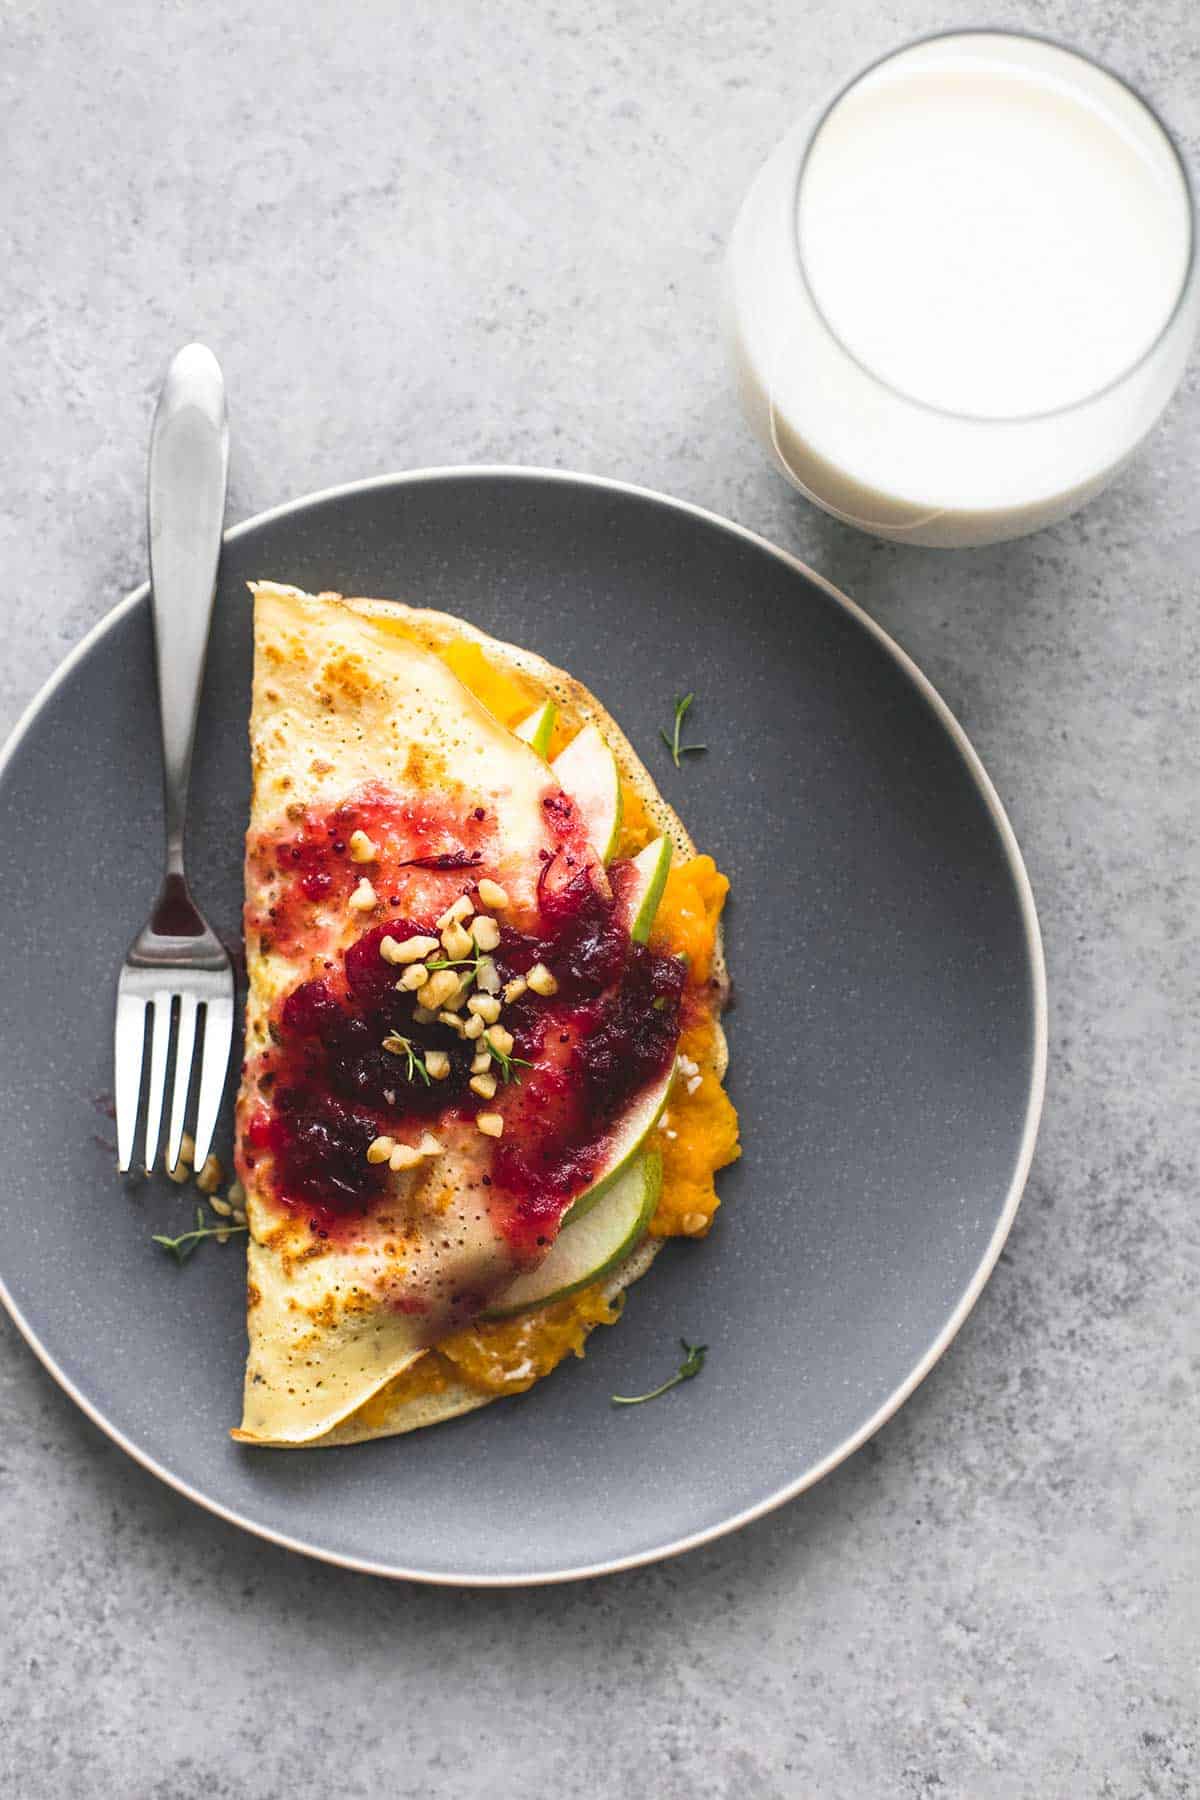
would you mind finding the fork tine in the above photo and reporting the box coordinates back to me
[192,994,234,1174]
[115,992,149,1173]
[142,991,174,1174]
[165,993,199,1176]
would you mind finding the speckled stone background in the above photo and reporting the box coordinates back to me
[2,1,1197,1794]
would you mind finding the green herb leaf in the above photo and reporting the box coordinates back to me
[152,1204,247,1265]
[382,1033,432,1084]
[485,1038,533,1084]
[611,1338,708,1406]
[660,693,707,769]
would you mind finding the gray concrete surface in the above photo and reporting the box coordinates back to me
[2,1,1197,1794]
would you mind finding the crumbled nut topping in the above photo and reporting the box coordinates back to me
[527,962,558,997]
[417,969,463,1011]
[470,914,501,952]
[440,919,473,960]
[476,878,508,911]
[195,1153,223,1194]
[348,877,378,912]
[381,933,439,965]
[435,894,474,931]
[475,956,500,994]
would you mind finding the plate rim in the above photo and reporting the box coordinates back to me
[0,464,1048,1586]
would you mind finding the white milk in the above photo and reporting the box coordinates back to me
[726,34,1197,546]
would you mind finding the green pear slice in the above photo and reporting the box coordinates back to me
[629,833,673,943]
[550,724,623,863]
[559,1070,673,1226]
[558,837,678,1228]
[466,731,675,1239]
[513,699,557,758]
[484,1154,661,1318]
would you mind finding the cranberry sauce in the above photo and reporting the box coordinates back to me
[479,858,683,1251]
[247,783,496,958]
[491,940,684,1248]
[253,836,682,1244]
[255,919,481,1219]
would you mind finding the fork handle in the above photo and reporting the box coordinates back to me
[147,344,229,878]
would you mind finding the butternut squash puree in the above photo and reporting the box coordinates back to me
[354,645,738,1409]
[651,855,728,985]
[616,782,657,855]
[648,858,739,1234]
[363,1285,622,1409]
[651,1014,741,1237]
[436,1285,621,1393]
[351,1351,455,1429]
[438,640,541,730]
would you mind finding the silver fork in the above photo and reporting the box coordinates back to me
[115,344,234,1176]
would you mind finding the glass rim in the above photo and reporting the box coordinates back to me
[789,27,1198,427]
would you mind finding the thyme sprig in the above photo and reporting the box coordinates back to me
[152,1205,247,1265]
[660,693,706,769]
[611,1339,708,1406]
[382,1033,432,1084]
[485,1038,533,1084]
[424,950,483,974]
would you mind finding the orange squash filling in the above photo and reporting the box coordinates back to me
[349,654,738,1414]
[615,782,658,856]
[438,639,542,731]
[436,1285,622,1395]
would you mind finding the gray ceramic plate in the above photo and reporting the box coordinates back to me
[0,469,1045,1585]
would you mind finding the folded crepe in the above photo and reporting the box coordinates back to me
[233,583,736,1447]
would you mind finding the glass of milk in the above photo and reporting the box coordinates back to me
[725,32,1198,547]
